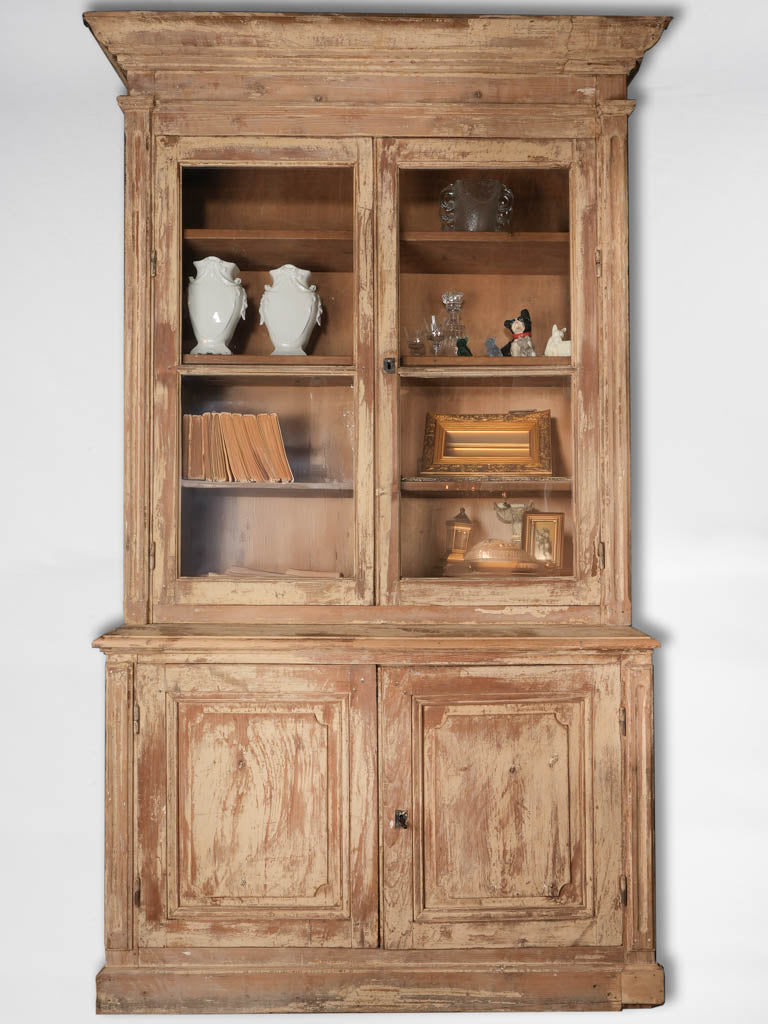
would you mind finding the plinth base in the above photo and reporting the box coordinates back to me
[96,954,664,1014]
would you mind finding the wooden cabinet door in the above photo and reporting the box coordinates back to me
[380,665,622,948]
[136,663,377,947]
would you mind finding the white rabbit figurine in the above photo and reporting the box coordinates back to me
[544,324,571,357]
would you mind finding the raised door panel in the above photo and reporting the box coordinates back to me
[177,699,343,910]
[136,663,377,947]
[381,664,621,948]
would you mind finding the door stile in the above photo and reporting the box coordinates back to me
[135,662,168,948]
[379,668,414,947]
[570,140,602,599]
[151,135,182,620]
[353,138,375,605]
[374,138,401,604]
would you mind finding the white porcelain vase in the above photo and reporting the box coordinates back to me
[259,264,323,356]
[187,256,247,355]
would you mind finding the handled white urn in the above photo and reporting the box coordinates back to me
[259,264,323,356]
[187,256,247,355]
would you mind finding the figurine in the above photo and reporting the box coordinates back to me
[457,338,472,356]
[493,500,535,545]
[544,323,572,357]
[502,308,534,357]
[485,337,502,357]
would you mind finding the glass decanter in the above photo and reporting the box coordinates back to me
[441,291,467,355]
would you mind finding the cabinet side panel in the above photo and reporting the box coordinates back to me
[135,663,168,947]
[597,90,632,623]
[118,96,153,624]
[623,656,656,952]
[105,660,134,949]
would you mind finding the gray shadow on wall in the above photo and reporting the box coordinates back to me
[623,6,683,1007]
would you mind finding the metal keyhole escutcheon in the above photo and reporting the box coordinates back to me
[394,809,409,830]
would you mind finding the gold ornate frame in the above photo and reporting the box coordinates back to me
[420,411,552,476]
[524,511,565,568]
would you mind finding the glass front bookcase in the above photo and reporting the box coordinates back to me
[150,135,601,617]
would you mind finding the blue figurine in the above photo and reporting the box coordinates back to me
[485,337,502,357]
[457,337,472,356]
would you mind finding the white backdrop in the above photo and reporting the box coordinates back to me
[1,1,766,1020]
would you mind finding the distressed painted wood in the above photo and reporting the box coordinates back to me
[117,97,152,624]
[597,80,633,624]
[84,11,670,82]
[380,665,621,949]
[136,663,377,949]
[88,11,668,1014]
[94,623,659,656]
[104,660,134,950]
[622,654,657,954]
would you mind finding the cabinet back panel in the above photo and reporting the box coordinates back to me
[183,167,354,232]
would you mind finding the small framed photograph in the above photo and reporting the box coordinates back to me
[524,512,564,568]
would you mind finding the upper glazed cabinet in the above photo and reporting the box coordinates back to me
[86,12,668,625]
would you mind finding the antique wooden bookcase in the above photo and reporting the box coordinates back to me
[86,11,669,1014]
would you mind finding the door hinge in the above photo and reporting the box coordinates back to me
[134,876,141,907]
[133,702,140,735]
[619,705,627,737]
[595,248,602,277]
[150,250,157,277]
[148,540,156,572]
[597,540,606,569]
[620,875,628,906]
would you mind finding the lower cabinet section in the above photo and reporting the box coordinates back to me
[98,635,661,1012]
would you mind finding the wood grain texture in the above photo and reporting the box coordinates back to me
[152,102,599,140]
[95,961,628,1013]
[152,71,599,106]
[622,655,657,953]
[136,663,376,949]
[95,623,659,655]
[84,11,671,81]
[597,81,633,623]
[117,97,152,624]
[104,660,134,950]
[381,665,621,950]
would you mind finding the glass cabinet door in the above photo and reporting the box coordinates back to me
[151,137,373,616]
[376,138,601,612]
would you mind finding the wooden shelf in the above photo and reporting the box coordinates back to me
[183,228,353,272]
[399,231,569,275]
[401,477,572,496]
[399,356,572,379]
[180,355,355,379]
[182,480,353,496]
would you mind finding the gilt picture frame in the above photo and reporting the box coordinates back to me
[420,411,552,476]
[523,511,564,568]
